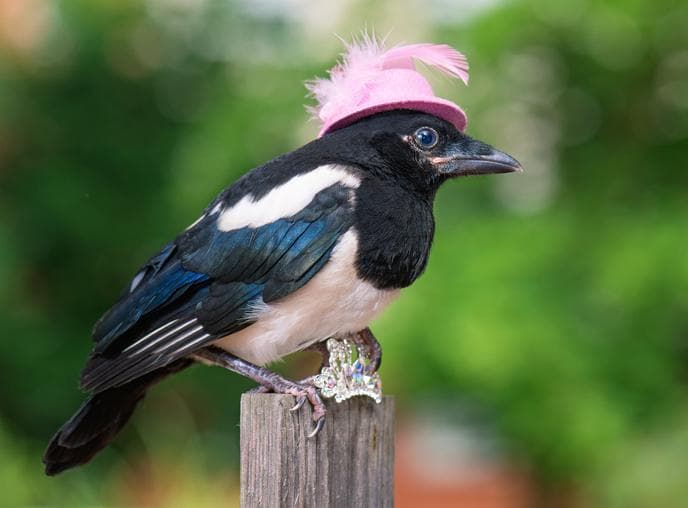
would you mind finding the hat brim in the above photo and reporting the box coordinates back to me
[318,98,467,137]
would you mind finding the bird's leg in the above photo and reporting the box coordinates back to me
[350,327,382,372]
[193,346,326,437]
[248,340,329,395]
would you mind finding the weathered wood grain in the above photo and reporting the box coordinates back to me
[240,393,394,508]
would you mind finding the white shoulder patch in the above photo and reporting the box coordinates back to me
[216,164,360,232]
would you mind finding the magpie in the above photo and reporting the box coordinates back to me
[43,41,521,475]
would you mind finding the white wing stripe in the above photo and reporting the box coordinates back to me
[175,333,212,355]
[129,318,198,356]
[122,319,180,352]
[154,325,204,353]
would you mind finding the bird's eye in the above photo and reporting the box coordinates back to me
[413,127,439,150]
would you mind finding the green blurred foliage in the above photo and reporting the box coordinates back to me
[0,0,687,506]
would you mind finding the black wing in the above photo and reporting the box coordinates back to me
[80,182,355,393]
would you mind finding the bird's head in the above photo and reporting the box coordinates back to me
[326,110,522,195]
[308,39,522,195]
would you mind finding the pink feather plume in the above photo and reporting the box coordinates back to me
[381,43,469,82]
[306,37,469,120]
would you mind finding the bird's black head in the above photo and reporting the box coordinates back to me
[322,110,522,197]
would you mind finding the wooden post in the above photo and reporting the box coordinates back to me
[240,393,394,507]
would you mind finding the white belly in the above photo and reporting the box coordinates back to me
[212,230,399,366]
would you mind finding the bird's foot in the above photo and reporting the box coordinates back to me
[248,376,325,437]
[193,347,326,437]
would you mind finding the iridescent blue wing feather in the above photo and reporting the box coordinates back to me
[80,182,354,393]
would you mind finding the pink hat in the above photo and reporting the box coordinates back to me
[307,39,470,138]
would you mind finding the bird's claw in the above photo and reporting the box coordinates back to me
[307,416,326,438]
[290,395,306,412]
[293,384,327,438]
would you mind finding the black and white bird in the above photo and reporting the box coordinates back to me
[43,40,521,475]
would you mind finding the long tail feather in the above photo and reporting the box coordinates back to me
[43,358,192,475]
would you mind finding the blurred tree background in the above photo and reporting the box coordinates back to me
[1,0,687,506]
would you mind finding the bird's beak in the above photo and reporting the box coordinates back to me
[432,140,523,177]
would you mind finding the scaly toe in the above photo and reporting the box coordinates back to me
[247,385,272,394]
[305,386,327,422]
